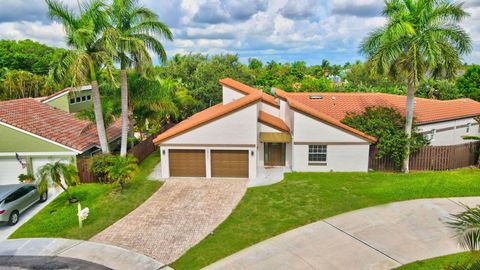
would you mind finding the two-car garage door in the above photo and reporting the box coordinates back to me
[169,149,249,178]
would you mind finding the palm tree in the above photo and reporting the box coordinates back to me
[37,160,79,203]
[107,0,173,156]
[47,0,114,153]
[361,0,471,172]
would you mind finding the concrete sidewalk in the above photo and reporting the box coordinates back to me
[205,197,480,270]
[0,238,168,270]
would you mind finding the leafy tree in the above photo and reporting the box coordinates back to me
[0,69,58,100]
[37,160,79,203]
[361,0,471,172]
[107,155,138,190]
[47,0,114,153]
[457,65,480,101]
[248,58,263,70]
[342,106,429,168]
[106,0,173,156]
[0,40,65,75]
[417,78,461,100]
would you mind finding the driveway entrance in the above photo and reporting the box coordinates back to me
[91,178,247,264]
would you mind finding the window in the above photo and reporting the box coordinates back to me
[467,123,471,133]
[308,145,327,164]
[70,98,75,104]
[82,96,87,101]
[76,97,81,103]
[86,95,91,100]
[429,129,436,141]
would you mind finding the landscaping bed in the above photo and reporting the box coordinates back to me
[173,168,480,270]
[9,153,161,240]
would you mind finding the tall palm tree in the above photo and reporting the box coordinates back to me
[361,0,471,172]
[107,0,173,156]
[37,160,79,203]
[47,0,114,153]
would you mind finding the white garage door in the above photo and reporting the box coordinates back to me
[0,158,28,185]
[31,157,70,177]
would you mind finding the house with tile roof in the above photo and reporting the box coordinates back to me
[0,90,121,185]
[153,78,480,180]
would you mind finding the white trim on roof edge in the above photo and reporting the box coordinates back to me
[41,85,92,104]
[0,152,78,157]
[0,121,83,154]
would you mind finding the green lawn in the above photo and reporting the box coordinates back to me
[395,252,476,269]
[10,153,161,240]
[173,168,480,270]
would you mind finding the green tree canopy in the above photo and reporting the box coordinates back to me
[457,65,480,101]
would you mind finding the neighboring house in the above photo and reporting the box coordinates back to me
[153,78,480,180]
[40,85,93,113]
[0,92,121,185]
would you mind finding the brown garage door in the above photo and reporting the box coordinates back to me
[211,150,249,178]
[169,149,206,177]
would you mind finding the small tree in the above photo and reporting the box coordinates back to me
[106,155,138,190]
[89,154,117,183]
[341,106,429,168]
[37,160,79,203]
[447,206,480,269]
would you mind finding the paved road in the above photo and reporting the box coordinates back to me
[206,197,480,270]
[0,238,166,270]
[92,178,247,264]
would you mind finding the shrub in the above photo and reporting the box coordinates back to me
[106,155,138,190]
[89,154,116,183]
[342,106,430,168]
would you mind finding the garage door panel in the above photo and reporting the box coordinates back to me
[0,159,27,185]
[211,150,248,178]
[169,150,206,177]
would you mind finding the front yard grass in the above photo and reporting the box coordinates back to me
[9,153,161,240]
[395,252,472,269]
[173,168,480,270]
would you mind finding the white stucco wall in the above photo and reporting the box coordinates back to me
[417,117,480,146]
[292,144,370,172]
[291,111,370,172]
[293,111,367,143]
[222,85,245,104]
[160,103,258,179]
[260,102,280,116]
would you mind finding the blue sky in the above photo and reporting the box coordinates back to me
[0,0,479,65]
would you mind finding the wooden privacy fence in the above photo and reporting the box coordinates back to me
[77,123,175,183]
[369,141,480,171]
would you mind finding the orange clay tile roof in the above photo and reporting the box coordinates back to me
[276,89,480,124]
[258,111,290,132]
[0,98,121,152]
[153,93,262,144]
[219,77,279,108]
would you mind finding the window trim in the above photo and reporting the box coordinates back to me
[308,144,327,165]
[429,129,436,141]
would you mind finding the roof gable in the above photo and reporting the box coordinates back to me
[154,93,262,144]
[0,98,121,152]
[220,78,279,108]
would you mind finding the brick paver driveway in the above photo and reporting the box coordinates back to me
[91,178,247,264]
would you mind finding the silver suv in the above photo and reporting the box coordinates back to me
[0,184,48,226]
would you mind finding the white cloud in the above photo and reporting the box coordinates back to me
[0,0,478,65]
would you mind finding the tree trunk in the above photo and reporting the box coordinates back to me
[58,182,73,201]
[402,80,415,173]
[91,80,110,153]
[120,70,129,156]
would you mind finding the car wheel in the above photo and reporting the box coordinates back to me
[39,192,48,203]
[8,211,19,226]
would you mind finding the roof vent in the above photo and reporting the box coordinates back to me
[309,95,323,100]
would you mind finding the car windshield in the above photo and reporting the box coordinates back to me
[0,184,29,201]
